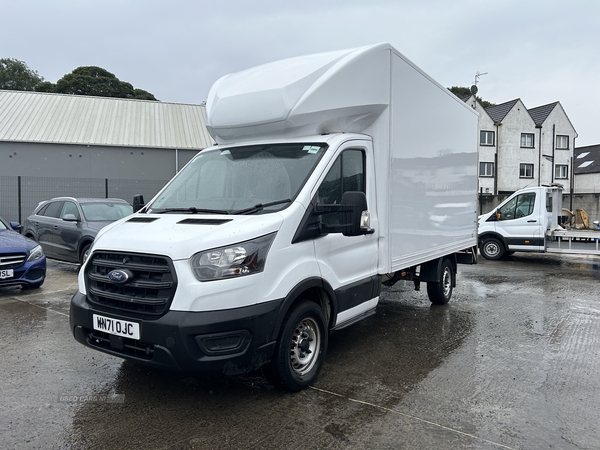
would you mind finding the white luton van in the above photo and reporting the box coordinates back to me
[478,185,600,259]
[70,43,479,390]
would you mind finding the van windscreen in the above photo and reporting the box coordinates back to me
[148,143,328,215]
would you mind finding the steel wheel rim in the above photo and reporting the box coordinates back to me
[289,317,320,376]
[484,242,499,257]
[442,266,452,297]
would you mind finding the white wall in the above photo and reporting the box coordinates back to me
[539,103,576,190]
[495,100,538,193]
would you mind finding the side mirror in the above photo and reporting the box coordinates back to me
[10,222,22,231]
[133,194,145,212]
[62,214,79,222]
[341,191,374,237]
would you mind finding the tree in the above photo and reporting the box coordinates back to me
[132,88,157,101]
[448,86,493,108]
[51,66,158,100]
[0,58,44,91]
[34,81,56,93]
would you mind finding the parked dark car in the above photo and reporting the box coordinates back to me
[22,197,133,264]
[0,216,46,289]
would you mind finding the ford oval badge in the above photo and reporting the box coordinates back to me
[107,269,133,284]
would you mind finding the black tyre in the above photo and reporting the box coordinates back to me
[269,301,328,391]
[427,259,454,305]
[80,243,91,264]
[480,237,505,260]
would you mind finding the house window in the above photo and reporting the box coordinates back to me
[480,130,495,146]
[555,164,569,179]
[479,162,494,177]
[556,135,569,149]
[520,133,534,148]
[519,163,534,178]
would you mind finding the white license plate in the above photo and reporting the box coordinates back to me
[93,314,140,340]
[0,269,14,279]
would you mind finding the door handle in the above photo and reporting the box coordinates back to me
[527,220,537,223]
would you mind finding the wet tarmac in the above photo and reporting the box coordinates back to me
[1,254,599,449]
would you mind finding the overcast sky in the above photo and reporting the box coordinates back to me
[3,0,599,146]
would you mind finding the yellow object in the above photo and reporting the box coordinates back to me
[574,209,590,229]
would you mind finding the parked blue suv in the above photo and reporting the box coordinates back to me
[0,216,46,289]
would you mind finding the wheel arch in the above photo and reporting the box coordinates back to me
[78,238,94,259]
[24,230,38,241]
[420,255,457,287]
[272,278,336,340]
[478,232,507,249]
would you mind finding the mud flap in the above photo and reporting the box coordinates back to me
[456,245,478,264]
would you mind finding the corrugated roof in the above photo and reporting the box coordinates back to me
[527,102,559,126]
[485,99,519,123]
[574,144,600,175]
[0,90,214,149]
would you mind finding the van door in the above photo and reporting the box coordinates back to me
[496,191,544,252]
[312,141,379,328]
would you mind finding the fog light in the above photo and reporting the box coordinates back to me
[195,330,251,356]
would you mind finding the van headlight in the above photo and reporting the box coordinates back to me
[190,233,276,281]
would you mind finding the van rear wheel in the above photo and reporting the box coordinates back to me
[427,259,454,305]
[268,300,328,391]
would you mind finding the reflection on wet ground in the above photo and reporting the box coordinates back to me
[64,284,475,449]
[501,252,600,271]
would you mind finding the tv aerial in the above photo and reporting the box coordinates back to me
[470,71,488,95]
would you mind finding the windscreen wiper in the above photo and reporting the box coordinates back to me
[156,207,230,215]
[233,199,292,215]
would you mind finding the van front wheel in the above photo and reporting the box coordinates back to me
[270,300,328,391]
[480,237,505,260]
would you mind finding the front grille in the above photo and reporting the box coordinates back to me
[0,253,26,268]
[85,251,177,318]
[87,330,155,360]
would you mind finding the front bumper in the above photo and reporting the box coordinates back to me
[0,258,46,288]
[70,291,282,375]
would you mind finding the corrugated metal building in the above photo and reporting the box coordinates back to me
[0,90,214,222]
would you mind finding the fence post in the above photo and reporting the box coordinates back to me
[18,176,22,224]
[105,179,109,198]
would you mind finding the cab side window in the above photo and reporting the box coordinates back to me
[318,150,365,205]
[498,193,535,220]
[318,150,365,226]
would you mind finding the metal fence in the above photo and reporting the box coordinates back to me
[0,175,168,224]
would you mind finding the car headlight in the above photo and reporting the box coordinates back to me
[27,245,44,262]
[190,233,276,281]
